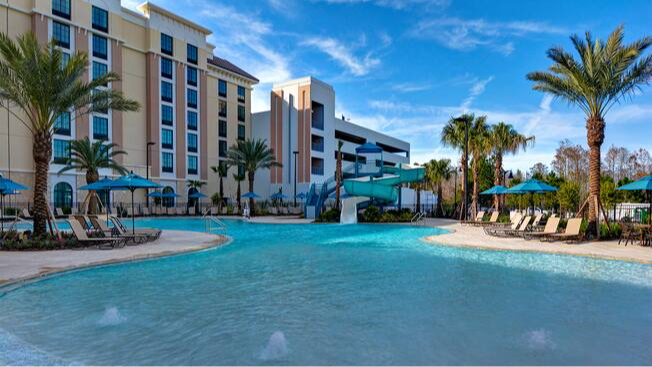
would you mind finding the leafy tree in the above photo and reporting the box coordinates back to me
[527,25,652,236]
[233,173,245,210]
[558,181,581,216]
[58,137,128,213]
[210,163,229,204]
[425,158,452,217]
[0,32,139,235]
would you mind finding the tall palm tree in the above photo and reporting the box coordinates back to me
[527,26,652,236]
[335,140,344,209]
[468,116,491,218]
[441,113,474,219]
[187,179,206,211]
[425,159,452,217]
[58,137,128,213]
[233,173,245,211]
[489,122,534,212]
[210,163,229,202]
[0,32,139,235]
[226,139,281,215]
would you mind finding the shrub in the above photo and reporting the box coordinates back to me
[0,232,79,251]
[360,206,381,223]
[317,208,341,223]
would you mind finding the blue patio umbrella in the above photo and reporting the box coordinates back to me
[506,179,558,215]
[105,172,161,233]
[146,192,164,198]
[270,193,288,199]
[617,175,652,223]
[242,192,261,199]
[0,175,29,233]
[295,192,307,200]
[188,192,208,199]
[480,185,509,195]
[79,177,114,191]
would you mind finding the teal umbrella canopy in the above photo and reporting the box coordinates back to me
[242,192,261,199]
[188,192,208,199]
[0,175,29,194]
[481,185,509,195]
[270,193,288,199]
[506,179,558,194]
[295,192,307,200]
[146,192,165,198]
[617,176,652,191]
[79,177,114,191]
[108,172,161,191]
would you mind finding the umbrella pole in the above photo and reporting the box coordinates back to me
[131,189,135,234]
[1,194,4,233]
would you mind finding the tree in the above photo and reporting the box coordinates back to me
[187,180,206,211]
[210,163,229,204]
[468,115,491,218]
[226,139,281,215]
[335,140,344,209]
[425,159,452,217]
[233,173,245,211]
[489,122,534,212]
[0,32,139,235]
[441,113,474,219]
[558,181,581,216]
[529,162,549,179]
[58,137,128,213]
[527,25,652,237]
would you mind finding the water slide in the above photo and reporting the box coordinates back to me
[340,164,425,223]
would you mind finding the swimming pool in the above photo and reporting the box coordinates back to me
[1,218,651,365]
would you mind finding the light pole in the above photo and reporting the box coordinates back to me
[146,141,155,208]
[293,151,299,206]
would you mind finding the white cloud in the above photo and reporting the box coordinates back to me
[313,0,450,10]
[409,17,568,55]
[302,37,381,76]
[461,76,494,110]
[389,82,432,93]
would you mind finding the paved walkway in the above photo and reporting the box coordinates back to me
[0,230,227,286]
[422,218,652,263]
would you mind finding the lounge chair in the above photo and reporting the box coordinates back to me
[177,207,186,216]
[547,218,583,243]
[21,208,32,219]
[524,217,561,240]
[232,207,239,215]
[474,212,499,226]
[73,215,92,231]
[142,207,150,217]
[531,214,543,228]
[462,211,485,226]
[109,215,161,241]
[489,216,531,237]
[71,207,78,215]
[188,207,196,216]
[89,215,147,245]
[55,208,65,218]
[67,219,126,249]
[485,214,523,236]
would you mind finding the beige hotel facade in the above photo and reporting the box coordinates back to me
[0,0,258,209]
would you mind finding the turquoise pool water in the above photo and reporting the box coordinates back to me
[1,218,651,365]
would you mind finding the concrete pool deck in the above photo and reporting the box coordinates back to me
[421,218,652,263]
[0,230,228,286]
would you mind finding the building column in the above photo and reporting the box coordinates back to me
[175,61,186,179]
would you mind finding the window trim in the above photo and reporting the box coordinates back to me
[52,21,70,49]
[187,133,198,153]
[218,79,227,98]
[161,105,174,126]
[92,116,109,140]
[161,33,174,56]
[162,152,174,173]
[218,120,227,138]
[91,6,109,33]
[187,89,198,109]
[161,57,173,79]
[187,111,198,131]
[161,128,174,150]
[187,66,197,87]
[187,44,198,65]
[52,0,71,20]
[161,81,173,103]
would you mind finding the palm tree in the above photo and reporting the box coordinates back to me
[187,179,206,211]
[0,32,139,235]
[425,159,452,217]
[233,173,245,211]
[527,25,652,236]
[226,139,281,215]
[441,113,474,219]
[210,163,229,202]
[489,122,534,212]
[335,140,344,209]
[58,137,128,213]
[468,116,491,218]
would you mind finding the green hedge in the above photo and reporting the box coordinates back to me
[0,232,79,251]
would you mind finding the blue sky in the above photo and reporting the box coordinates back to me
[125,0,652,171]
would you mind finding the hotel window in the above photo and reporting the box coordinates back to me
[311,157,324,176]
[53,182,73,209]
[187,89,197,109]
[162,129,174,149]
[161,105,173,126]
[237,86,245,103]
[161,81,173,102]
[161,33,173,56]
[92,35,108,60]
[161,58,173,79]
[218,120,227,138]
[219,140,227,158]
[60,52,70,69]
[93,116,109,140]
[162,152,173,173]
[187,67,197,86]
[188,133,198,153]
[92,6,109,33]
[237,124,245,141]
[218,160,229,175]
[92,89,108,114]
[311,134,324,152]
[238,164,245,177]
[92,62,108,84]
[237,105,246,122]
[52,21,70,49]
[54,112,71,136]
[53,139,71,164]
[218,79,227,98]
[187,44,198,65]
[187,111,197,130]
[52,0,70,19]
[188,156,198,175]
[218,100,227,118]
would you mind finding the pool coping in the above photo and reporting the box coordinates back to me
[0,234,233,296]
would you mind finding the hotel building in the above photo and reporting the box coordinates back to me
[252,77,411,204]
[0,0,258,209]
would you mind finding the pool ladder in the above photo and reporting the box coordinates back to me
[411,212,426,225]
[202,209,227,235]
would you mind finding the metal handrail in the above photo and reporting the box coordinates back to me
[204,213,227,234]
[411,212,426,224]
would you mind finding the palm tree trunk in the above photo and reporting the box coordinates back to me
[236,181,241,211]
[248,171,255,215]
[436,183,443,217]
[587,116,605,238]
[32,131,52,236]
[460,153,467,220]
[472,158,479,219]
[494,153,502,212]
[86,170,99,214]
[416,187,421,213]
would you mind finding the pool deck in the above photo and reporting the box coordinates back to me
[0,230,228,287]
[421,218,652,263]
